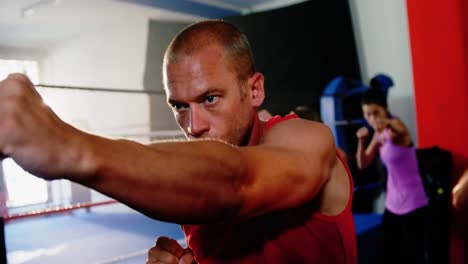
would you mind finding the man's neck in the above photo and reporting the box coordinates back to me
[245,115,265,147]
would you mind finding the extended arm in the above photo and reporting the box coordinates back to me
[0,74,335,224]
[77,118,335,222]
[75,136,247,223]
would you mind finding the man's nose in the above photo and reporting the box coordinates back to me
[187,105,209,137]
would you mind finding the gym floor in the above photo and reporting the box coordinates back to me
[5,204,382,264]
[5,203,185,264]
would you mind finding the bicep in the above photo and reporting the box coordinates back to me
[236,120,335,219]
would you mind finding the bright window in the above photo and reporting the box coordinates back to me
[0,59,39,84]
[3,159,48,207]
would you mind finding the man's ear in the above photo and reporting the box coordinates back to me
[248,72,265,107]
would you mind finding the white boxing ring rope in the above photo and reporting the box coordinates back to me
[36,84,166,95]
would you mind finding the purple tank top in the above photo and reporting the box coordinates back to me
[379,129,428,215]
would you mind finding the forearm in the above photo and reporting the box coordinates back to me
[356,140,369,169]
[69,133,247,224]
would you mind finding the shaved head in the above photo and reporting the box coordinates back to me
[163,20,256,86]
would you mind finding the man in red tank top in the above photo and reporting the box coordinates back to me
[146,20,357,264]
[0,20,356,264]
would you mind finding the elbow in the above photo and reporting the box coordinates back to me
[356,159,363,170]
[356,153,372,170]
[356,159,366,170]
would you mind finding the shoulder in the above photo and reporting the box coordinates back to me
[261,118,335,156]
[263,118,333,141]
[388,116,410,133]
[388,117,411,140]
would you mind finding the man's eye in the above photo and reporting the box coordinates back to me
[172,104,187,111]
[205,95,219,104]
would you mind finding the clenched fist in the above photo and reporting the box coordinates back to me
[147,236,195,264]
[0,73,90,179]
[356,127,369,141]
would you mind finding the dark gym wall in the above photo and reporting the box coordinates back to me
[225,0,360,115]
[144,0,360,120]
[144,20,189,131]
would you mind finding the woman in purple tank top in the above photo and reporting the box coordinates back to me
[355,88,428,264]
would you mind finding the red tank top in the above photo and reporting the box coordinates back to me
[182,114,357,264]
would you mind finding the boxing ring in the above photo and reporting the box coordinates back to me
[0,83,186,264]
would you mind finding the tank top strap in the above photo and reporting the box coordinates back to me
[265,113,298,130]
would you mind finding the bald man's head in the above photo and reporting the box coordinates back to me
[163,20,256,85]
